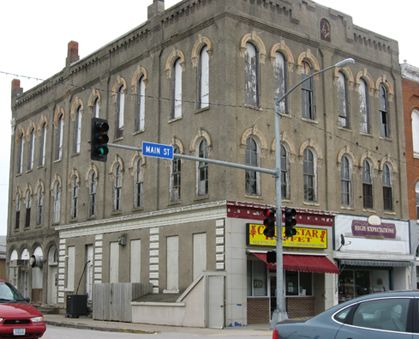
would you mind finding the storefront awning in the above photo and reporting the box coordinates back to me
[339,259,411,268]
[251,252,339,274]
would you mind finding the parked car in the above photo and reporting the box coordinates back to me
[0,280,46,338]
[272,290,419,339]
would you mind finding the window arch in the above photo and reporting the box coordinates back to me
[281,144,290,199]
[245,137,260,195]
[362,159,373,209]
[135,76,146,132]
[17,131,24,174]
[134,158,144,208]
[337,72,349,128]
[116,84,125,138]
[379,84,390,138]
[197,139,208,196]
[416,181,419,220]
[359,78,370,133]
[170,146,181,201]
[113,163,122,211]
[70,175,79,219]
[73,106,82,154]
[340,155,352,206]
[301,61,315,120]
[52,180,61,224]
[24,190,31,227]
[55,114,64,161]
[303,148,317,202]
[199,45,210,109]
[412,109,419,155]
[274,52,287,114]
[36,185,44,225]
[172,58,183,119]
[88,171,97,218]
[382,163,393,211]
[27,128,35,171]
[244,42,259,107]
[38,123,47,167]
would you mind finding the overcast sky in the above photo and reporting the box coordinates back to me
[0,0,417,236]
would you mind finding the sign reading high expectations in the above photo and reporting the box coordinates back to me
[142,141,174,160]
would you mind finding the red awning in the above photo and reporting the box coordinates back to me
[251,252,339,274]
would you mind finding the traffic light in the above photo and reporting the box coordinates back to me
[90,117,109,162]
[266,250,276,263]
[284,207,297,237]
[263,208,276,238]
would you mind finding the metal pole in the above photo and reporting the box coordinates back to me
[271,58,355,326]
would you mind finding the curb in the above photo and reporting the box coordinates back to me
[45,320,156,334]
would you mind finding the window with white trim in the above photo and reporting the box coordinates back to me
[340,155,352,206]
[379,84,390,138]
[274,52,287,114]
[303,148,316,202]
[134,159,143,208]
[199,45,209,109]
[245,137,260,195]
[88,172,97,218]
[38,123,46,167]
[27,129,35,171]
[113,164,122,211]
[197,139,208,196]
[55,114,64,161]
[116,85,125,138]
[24,190,31,228]
[170,146,181,202]
[70,176,79,219]
[337,72,349,128]
[135,76,145,132]
[362,159,373,209]
[172,59,182,119]
[52,181,61,224]
[359,79,370,133]
[244,42,259,107]
[36,186,44,225]
[73,106,82,154]
[383,163,393,211]
[17,133,24,174]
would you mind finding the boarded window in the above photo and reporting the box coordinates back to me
[199,46,209,109]
[172,59,183,119]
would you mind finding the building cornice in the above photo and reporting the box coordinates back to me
[401,62,419,83]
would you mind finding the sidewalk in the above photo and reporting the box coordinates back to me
[44,314,272,335]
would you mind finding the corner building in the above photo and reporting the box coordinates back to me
[7,0,408,327]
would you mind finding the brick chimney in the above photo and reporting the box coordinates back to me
[148,0,165,19]
[11,79,23,104]
[66,40,79,66]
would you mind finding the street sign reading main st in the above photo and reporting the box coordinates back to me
[142,141,174,160]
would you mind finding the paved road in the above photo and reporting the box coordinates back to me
[43,325,271,339]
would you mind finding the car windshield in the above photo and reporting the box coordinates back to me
[0,282,26,302]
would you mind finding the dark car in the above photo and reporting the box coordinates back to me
[272,291,419,339]
[0,281,46,338]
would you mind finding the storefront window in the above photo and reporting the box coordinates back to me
[285,271,312,296]
[247,260,267,296]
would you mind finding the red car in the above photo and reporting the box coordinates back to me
[0,281,46,338]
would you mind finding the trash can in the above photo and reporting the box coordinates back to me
[66,294,88,318]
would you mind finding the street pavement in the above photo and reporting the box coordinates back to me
[44,314,272,336]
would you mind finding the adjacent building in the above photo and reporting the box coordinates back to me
[7,0,409,327]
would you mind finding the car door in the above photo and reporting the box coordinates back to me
[335,298,413,339]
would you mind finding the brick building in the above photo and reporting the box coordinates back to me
[7,0,409,327]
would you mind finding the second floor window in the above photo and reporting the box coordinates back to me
[383,163,393,211]
[25,191,31,228]
[113,164,122,211]
[88,172,97,218]
[170,147,181,202]
[73,106,82,154]
[134,159,144,208]
[281,144,290,199]
[135,76,146,132]
[362,160,373,209]
[245,137,259,195]
[244,42,259,107]
[303,148,316,202]
[197,140,208,196]
[27,129,35,171]
[337,72,349,128]
[70,176,79,219]
[359,79,370,134]
[15,193,21,229]
[36,187,44,226]
[340,155,352,206]
[116,85,125,138]
[379,84,390,138]
[55,115,64,161]
[199,45,209,109]
[52,181,61,224]
[301,61,315,120]
[38,123,47,167]
[172,59,183,119]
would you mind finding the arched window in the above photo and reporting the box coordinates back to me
[340,155,352,206]
[244,42,259,107]
[55,114,64,161]
[337,72,349,128]
[302,61,315,120]
[17,132,24,174]
[412,109,419,155]
[359,79,370,133]
[24,190,31,227]
[197,139,208,196]
[136,76,146,132]
[113,164,122,211]
[274,52,287,114]
[73,106,82,154]
[245,137,260,195]
[36,186,44,225]
[15,193,21,229]
[379,84,390,138]
[70,176,79,219]
[52,181,61,224]
[382,163,393,211]
[116,85,125,138]
[172,58,183,119]
[134,159,144,208]
[27,129,35,171]
[415,182,419,220]
[303,148,316,201]
[199,45,209,109]
[38,123,47,167]
[88,171,97,217]
[362,159,373,209]
[170,146,181,201]
[93,97,100,118]
[281,144,290,199]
